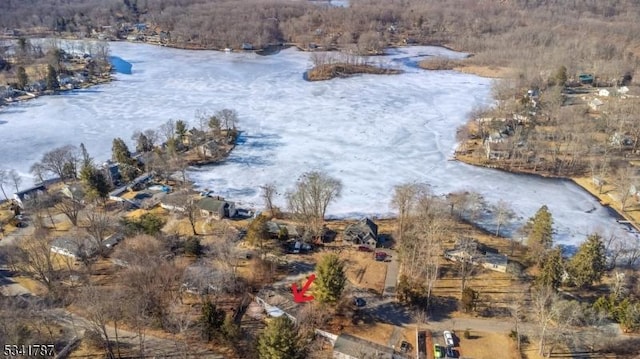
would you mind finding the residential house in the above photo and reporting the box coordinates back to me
[13,184,47,208]
[127,172,153,191]
[100,161,122,187]
[343,218,378,247]
[197,197,236,219]
[61,184,85,202]
[598,89,610,97]
[333,334,406,359]
[444,239,508,273]
[0,85,14,99]
[254,288,299,323]
[484,140,511,160]
[184,127,207,147]
[198,140,220,157]
[266,221,303,239]
[160,190,192,212]
[241,43,254,50]
[618,86,630,95]
[50,236,98,260]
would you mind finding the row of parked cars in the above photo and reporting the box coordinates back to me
[434,331,458,358]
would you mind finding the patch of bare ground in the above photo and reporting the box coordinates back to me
[573,176,640,232]
[418,57,512,78]
[458,331,519,359]
[453,64,513,78]
[306,63,402,81]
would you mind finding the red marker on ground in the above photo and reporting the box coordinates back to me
[292,274,316,303]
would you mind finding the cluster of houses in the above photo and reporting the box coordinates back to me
[0,50,103,102]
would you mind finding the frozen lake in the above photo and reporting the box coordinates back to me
[0,42,635,249]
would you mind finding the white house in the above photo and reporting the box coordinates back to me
[598,89,610,97]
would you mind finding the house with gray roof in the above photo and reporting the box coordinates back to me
[197,197,236,220]
[333,334,406,359]
[50,236,99,260]
[444,239,508,273]
[343,218,378,248]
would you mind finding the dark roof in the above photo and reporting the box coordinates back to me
[197,197,228,212]
[344,217,378,243]
[14,184,46,199]
[333,334,405,359]
[103,233,124,248]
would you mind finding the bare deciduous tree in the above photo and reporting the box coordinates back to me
[8,169,21,193]
[37,145,78,181]
[391,183,420,244]
[11,231,58,290]
[493,200,515,237]
[260,183,277,216]
[287,171,342,238]
[0,169,9,200]
[84,209,114,254]
[56,196,84,227]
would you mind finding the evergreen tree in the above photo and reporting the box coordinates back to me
[111,138,132,164]
[554,65,567,87]
[200,300,225,341]
[257,316,304,359]
[315,253,346,303]
[524,205,554,265]
[45,64,59,90]
[175,120,187,143]
[537,246,564,290]
[569,233,606,288]
[17,66,28,90]
[78,143,110,201]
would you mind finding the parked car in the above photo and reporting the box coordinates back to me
[357,245,373,252]
[354,297,366,307]
[400,341,411,353]
[434,344,445,358]
[445,345,458,358]
[375,252,387,261]
[443,330,455,346]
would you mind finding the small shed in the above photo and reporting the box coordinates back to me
[579,74,594,84]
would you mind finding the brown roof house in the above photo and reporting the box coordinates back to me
[343,218,378,247]
[197,197,236,220]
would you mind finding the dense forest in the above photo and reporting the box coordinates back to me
[1,0,639,81]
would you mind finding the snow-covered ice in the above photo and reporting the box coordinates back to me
[0,42,636,250]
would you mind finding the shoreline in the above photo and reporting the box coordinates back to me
[1,76,112,106]
[454,153,640,235]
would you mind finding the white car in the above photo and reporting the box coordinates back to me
[443,331,455,346]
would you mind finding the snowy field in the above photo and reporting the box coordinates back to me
[0,41,636,250]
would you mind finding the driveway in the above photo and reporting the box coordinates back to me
[382,249,399,298]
